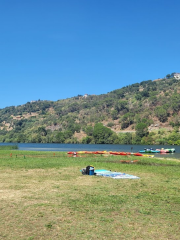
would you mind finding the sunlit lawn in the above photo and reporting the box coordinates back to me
[0,150,180,239]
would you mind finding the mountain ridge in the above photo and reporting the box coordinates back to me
[0,75,180,145]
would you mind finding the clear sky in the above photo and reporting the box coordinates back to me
[0,0,180,109]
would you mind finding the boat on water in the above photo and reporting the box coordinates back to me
[156,148,175,153]
[139,148,160,153]
[166,148,175,153]
[139,148,175,154]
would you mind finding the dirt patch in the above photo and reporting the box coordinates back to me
[0,122,13,131]
[46,124,61,131]
[73,131,87,141]
[11,112,38,120]
[47,107,55,114]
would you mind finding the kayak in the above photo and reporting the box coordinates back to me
[109,152,128,155]
[120,152,128,155]
[67,152,77,155]
[134,153,143,156]
[109,152,120,155]
[139,149,160,153]
[156,148,175,153]
[142,154,154,158]
[77,151,87,154]
[95,151,107,154]
[164,148,175,153]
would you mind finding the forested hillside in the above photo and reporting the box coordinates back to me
[1,75,180,145]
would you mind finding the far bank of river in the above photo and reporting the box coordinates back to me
[0,142,179,159]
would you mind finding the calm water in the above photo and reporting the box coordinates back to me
[0,142,180,159]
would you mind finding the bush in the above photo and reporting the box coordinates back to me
[107,122,114,127]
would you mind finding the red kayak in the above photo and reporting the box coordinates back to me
[134,153,143,156]
[95,151,107,154]
[110,151,130,155]
[110,152,121,155]
[120,152,128,155]
[67,152,77,155]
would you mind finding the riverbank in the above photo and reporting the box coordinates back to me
[0,144,18,150]
[0,150,180,239]
[1,142,180,158]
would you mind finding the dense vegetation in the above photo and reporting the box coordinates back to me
[0,74,180,144]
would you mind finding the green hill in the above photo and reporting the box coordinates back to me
[1,75,180,145]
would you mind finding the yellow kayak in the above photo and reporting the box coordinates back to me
[77,151,87,154]
[143,154,154,158]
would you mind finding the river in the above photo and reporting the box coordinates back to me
[0,142,180,159]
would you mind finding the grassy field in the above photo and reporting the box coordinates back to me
[0,150,180,240]
[0,145,18,150]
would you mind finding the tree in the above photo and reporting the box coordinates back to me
[63,130,73,139]
[154,106,168,122]
[111,110,118,120]
[68,103,80,113]
[118,132,132,144]
[85,126,94,136]
[171,94,180,112]
[38,127,47,136]
[74,124,81,133]
[56,132,65,143]
[82,136,93,144]
[141,136,154,145]
[115,100,128,113]
[140,90,149,98]
[135,122,149,139]
[166,74,171,79]
[170,72,175,78]
[93,123,114,144]
[121,112,134,128]
[135,94,142,101]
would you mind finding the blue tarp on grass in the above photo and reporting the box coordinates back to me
[94,169,140,179]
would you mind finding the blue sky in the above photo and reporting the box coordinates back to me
[0,0,180,108]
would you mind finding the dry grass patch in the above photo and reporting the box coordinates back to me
[0,153,180,239]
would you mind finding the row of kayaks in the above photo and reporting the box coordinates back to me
[67,151,153,157]
[68,151,137,155]
[67,148,176,156]
[139,148,175,153]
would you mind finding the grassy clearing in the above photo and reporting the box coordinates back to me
[0,145,18,150]
[0,151,180,239]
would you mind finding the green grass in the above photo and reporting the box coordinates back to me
[0,150,180,239]
[0,145,18,150]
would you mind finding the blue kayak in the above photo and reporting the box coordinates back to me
[139,149,160,153]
